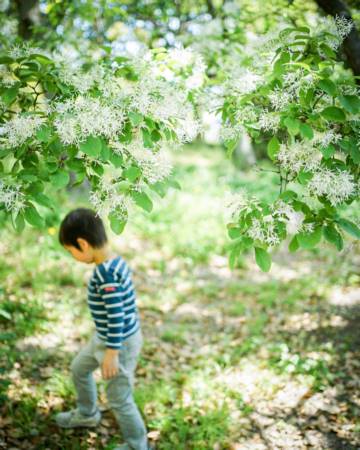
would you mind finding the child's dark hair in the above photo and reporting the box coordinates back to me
[59,208,108,250]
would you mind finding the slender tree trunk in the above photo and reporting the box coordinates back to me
[315,0,360,78]
[14,0,40,39]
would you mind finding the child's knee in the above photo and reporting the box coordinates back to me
[70,355,85,376]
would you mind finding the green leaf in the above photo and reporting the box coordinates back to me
[254,247,271,272]
[339,95,360,114]
[319,43,336,58]
[297,226,322,249]
[12,211,25,233]
[151,129,161,142]
[109,214,127,235]
[141,128,154,148]
[24,204,44,228]
[36,125,53,143]
[321,144,335,159]
[2,85,19,106]
[297,170,313,185]
[50,170,70,188]
[0,309,11,320]
[284,117,300,135]
[318,79,337,97]
[299,123,314,140]
[228,227,243,239]
[279,190,298,201]
[100,142,110,160]
[79,135,102,157]
[267,136,280,160]
[109,151,123,168]
[150,181,167,198]
[336,218,360,239]
[32,192,53,209]
[123,165,141,182]
[323,224,343,251]
[321,106,346,122]
[128,111,143,126]
[288,235,299,252]
[168,179,181,190]
[225,139,238,158]
[131,191,153,212]
[229,247,239,270]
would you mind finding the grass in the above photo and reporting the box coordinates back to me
[0,143,360,448]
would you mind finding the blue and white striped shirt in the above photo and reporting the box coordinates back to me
[87,255,140,349]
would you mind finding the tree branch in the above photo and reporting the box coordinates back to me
[315,0,360,79]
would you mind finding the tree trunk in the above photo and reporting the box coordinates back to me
[315,0,360,78]
[14,0,40,39]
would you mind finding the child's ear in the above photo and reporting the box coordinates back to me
[77,237,89,252]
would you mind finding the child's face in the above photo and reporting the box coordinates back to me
[63,238,94,264]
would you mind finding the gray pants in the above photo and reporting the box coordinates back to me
[70,328,148,450]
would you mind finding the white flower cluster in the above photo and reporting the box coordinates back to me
[0,0,9,12]
[59,65,106,94]
[318,16,353,50]
[226,68,264,96]
[0,114,45,147]
[258,110,281,132]
[113,133,173,184]
[0,18,17,39]
[8,43,50,59]
[313,129,342,148]
[0,65,16,86]
[277,142,321,173]
[247,216,281,247]
[89,177,132,221]
[307,168,356,206]
[0,180,26,215]
[282,69,316,97]
[269,88,292,111]
[270,200,309,235]
[228,191,317,247]
[54,96,125,146]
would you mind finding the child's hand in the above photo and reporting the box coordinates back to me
[101,349,120,379]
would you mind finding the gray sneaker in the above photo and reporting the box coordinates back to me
[55,408,101,428]
[114,444,155,450]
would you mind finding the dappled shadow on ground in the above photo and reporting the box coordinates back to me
[2,245,360,449]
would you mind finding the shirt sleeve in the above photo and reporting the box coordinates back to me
[98,273,129,350]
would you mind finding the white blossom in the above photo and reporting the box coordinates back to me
[271,200,305,235]
[277,142,322,173]
[0,18,17,38]
[59,64,105,94]
[0,180,26,215]
[227,69,264,95]
[313,129,342,148]
[258,111,281,132]
[307,168,356,206]
[0,65,17,86]
[0,114,45,147]
[0,0,9,12]
[248,217,281,247]
[89,177,132,221]
[53,96,125,146]
[269,88,292,111]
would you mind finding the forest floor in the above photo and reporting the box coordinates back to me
[0,144,360,449]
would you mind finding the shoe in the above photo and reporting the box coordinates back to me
[114,444,155,450]
[55,407,101,428]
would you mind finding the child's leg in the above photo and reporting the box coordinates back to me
[70,335,100,416]
[106,330,148,450]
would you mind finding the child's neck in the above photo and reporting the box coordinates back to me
[93,246,115,265]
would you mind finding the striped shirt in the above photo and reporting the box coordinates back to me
[87,255,140,349]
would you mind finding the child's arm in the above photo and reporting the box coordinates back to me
[99,278,129,379]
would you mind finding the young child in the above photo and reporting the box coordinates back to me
[55,207,151,450]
